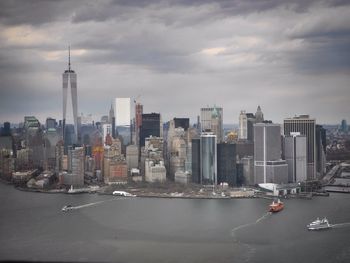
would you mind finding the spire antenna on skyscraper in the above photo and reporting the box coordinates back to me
[68,45,71,71]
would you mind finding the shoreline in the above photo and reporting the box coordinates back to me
[2,180,257,199]
[1,179,337,200]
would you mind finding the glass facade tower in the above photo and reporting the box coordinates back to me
[62,47,78,145]
[200,132,217,185]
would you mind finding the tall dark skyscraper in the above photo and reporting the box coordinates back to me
[191,138,201,184]
[316,125,327,177]
[174,118,190,131]
[140,113,160,147]
[217,143,237,186]
[62,47,78,145]
[1,122,11,136]
[135,103,143,146]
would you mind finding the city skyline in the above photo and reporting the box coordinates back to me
[0,0,350,124]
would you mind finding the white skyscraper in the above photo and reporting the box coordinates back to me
[238,110,247,140]
[115,98,131,127]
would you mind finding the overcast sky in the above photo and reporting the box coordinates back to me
[0,0,349,125]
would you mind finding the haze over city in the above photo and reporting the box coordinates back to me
[1,0,350,124]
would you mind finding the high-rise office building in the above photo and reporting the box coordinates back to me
[62,47,78,145]
[169,129,187,180]
[238,110,248,140]
[239,106,264,141]
[140,113,160,147]
[254,123,288,184]
[200,132,217,185]
[191,138,201,184]
[246,113,255,142]
[135,103,143,146]
[217,143,237,186]
[115,98,131,127]
[115,98,131,144]
[340,119,348,133]
[255,105,264,123]
[200,106,223,142]
[241,156,254,185]
[1,122,11,136]
[102,124,112,146]
[126,144,139,171]
[109,103,116,139]
[46,118,56,130]
[283,115,316,180]
[23,116,43,168]
[174,118,190,131]
[283,133,307,182]
[316,125,327,177]
[70,147,85,186]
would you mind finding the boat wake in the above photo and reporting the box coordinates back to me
[62,197,127,212]
[331,222,350,229]
[230,212,270,262]
[231,212,270,235]
[231,212,271,240]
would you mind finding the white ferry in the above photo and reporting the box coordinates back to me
[307,217,332,230]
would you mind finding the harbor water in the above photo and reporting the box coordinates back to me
[0,183,349,263]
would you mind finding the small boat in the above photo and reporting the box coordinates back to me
[62,205,74,212]
[307,217,332,230]
[269,199,284,213]
[112,191,136,197]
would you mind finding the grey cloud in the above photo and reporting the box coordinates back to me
[0,0,84,26]
[0,0,350,124]
[1,0,350,27]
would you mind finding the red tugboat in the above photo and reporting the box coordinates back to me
[269,199,284,213]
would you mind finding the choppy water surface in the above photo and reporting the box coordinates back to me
[0,183,349,263]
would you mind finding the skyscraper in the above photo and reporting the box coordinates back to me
[174,118,190,131]
[316,125,327,177]
[115,98,131,144]
[62,47,78,145]
[140,113,160,147]
[283,115,316,180]
[217,143,237,186]
[191,138,201,184]
[255,105,264,123]
[283,133,307,182]
[200,132,217,185]
[109,103,116,139]
[200,106,223,142]
[238,110,247,140]
[135,103,143,146]
[254,123,288,184]
[115,98,131,127]
[246,113,255,142]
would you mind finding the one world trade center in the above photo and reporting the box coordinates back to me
[62,47,78,146]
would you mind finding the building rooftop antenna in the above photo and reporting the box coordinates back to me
[68,45,71,71]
